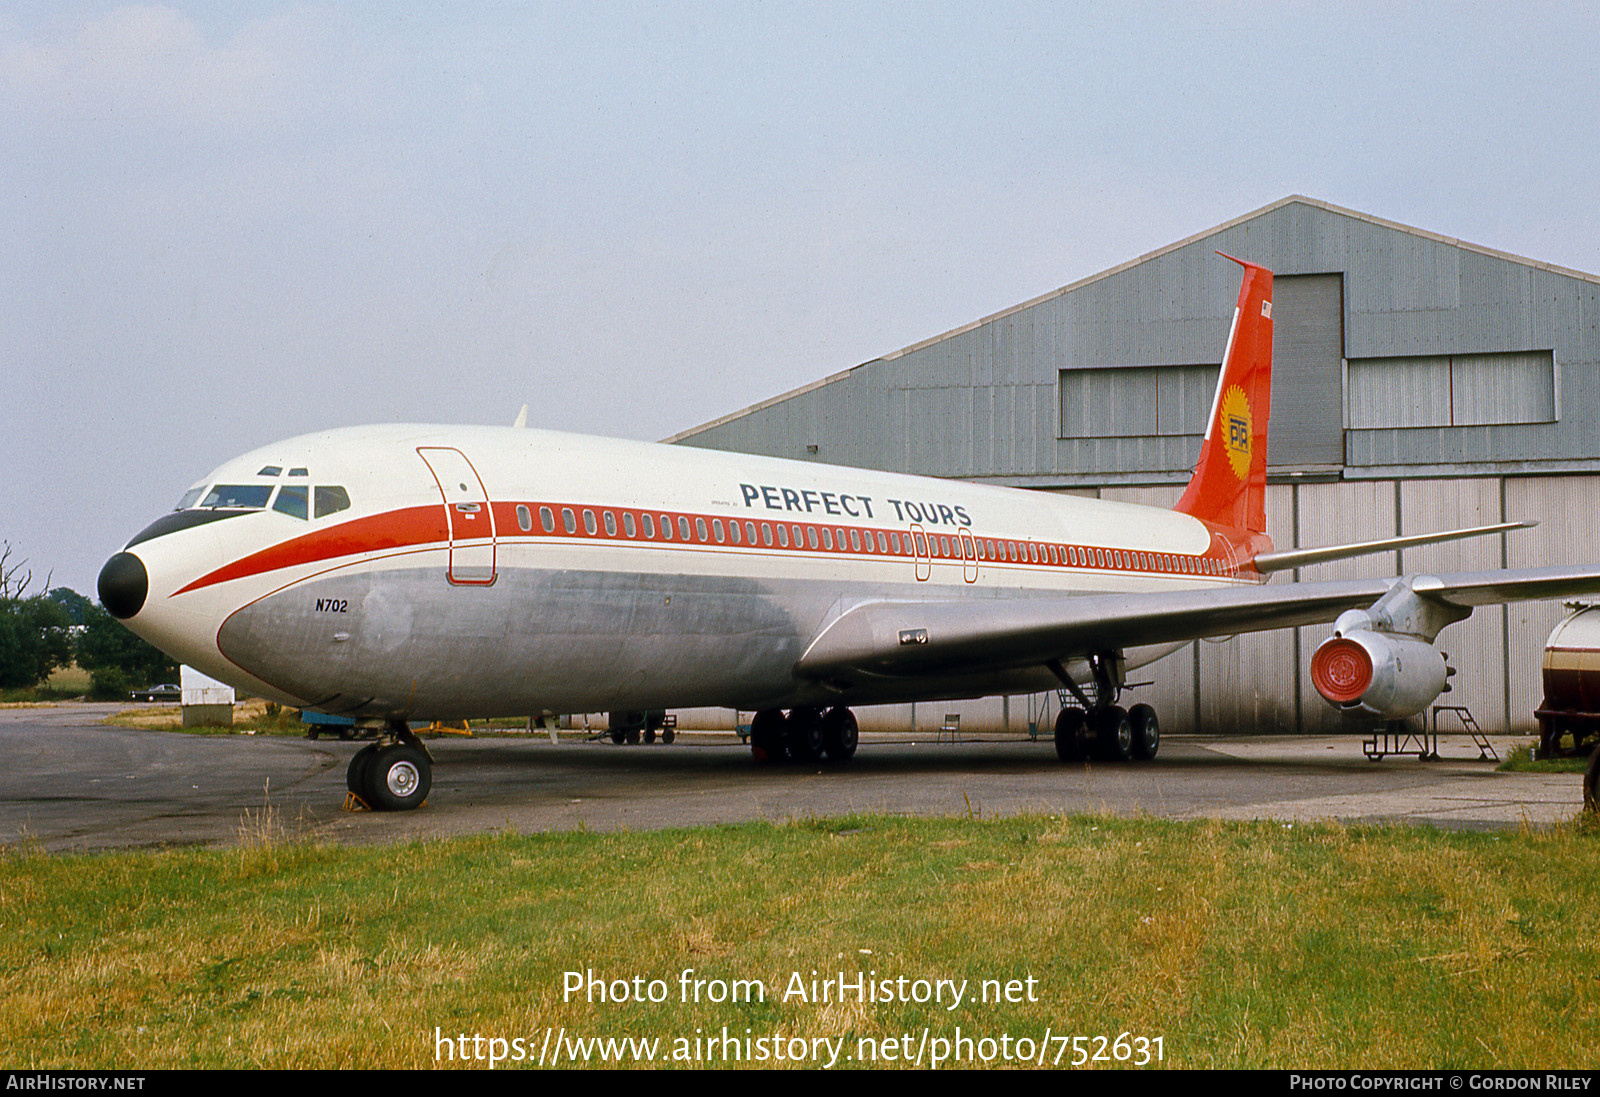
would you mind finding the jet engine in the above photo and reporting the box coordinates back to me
[1310,627,1450,720]
[1309,582,1467,720]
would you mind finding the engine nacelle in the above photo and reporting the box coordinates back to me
[1310,629,1449,720]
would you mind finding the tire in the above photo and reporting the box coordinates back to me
[1054,707,1087,762]
[643,728,656,744]
[1129,703,1160,761]
[1585,745,1600,814]
[347,744,378,794]
[1093,706,1133,762]
[821,707,859,762]
[364,744,431,811]
[610,729,627,745]
[661,728,675,744]
[749,709,787,763]
[786,708,825,762]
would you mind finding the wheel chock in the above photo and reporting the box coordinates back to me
[343,791,372,812]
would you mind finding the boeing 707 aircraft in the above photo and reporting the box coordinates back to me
[98,256,1600,810]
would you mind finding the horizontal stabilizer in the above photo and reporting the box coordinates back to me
[1251,522,1534,574]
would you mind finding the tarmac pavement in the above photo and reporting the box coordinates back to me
[0,704,1587,853]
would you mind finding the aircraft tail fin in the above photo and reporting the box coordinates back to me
[1173,254,1274,533]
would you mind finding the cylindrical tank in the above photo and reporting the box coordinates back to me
[1535,605,1600,757]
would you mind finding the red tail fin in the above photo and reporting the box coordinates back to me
[1174,254,1274,533]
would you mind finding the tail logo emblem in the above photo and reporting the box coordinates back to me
[1221,385,1252,480]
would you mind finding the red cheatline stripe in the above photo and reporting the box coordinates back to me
[174,505,447,595]
[171,499,1243,595]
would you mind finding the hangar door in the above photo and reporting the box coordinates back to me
[1267,273,1345,469]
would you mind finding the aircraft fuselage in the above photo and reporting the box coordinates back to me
[105,424,1259,721]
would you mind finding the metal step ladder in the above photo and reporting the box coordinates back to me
[1432,704,1498,761]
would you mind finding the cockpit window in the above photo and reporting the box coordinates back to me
[273,485,309,520]
[201,484,273,509]
[288,467,308,477]
[257,466,283,477]
[176,487,205,511]
[314,486,351,519]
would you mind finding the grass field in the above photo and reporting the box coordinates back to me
[0,665,92,704]
[2,813,1597,1070]
[1499,744,1592,774]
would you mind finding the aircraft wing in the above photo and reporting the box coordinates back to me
[795,565,1600,683]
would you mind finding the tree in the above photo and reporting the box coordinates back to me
[0,545,73,690]
[76,604,178,700]
[47,587,92,626]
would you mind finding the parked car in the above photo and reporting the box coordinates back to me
[130,683,181,703]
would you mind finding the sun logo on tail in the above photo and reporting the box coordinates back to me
[1220,385,1253,480]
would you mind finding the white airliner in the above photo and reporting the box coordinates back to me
[99,256,1600,810]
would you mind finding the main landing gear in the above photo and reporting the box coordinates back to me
[749,706,859,765]
[1052,702,1160,763]
[346,720,433,811]
[1049,650,1160,765]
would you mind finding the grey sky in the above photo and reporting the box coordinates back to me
[5,2,1599,595]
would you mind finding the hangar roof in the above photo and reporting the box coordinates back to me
[669,195,1600,486]
[666,195,1598,446]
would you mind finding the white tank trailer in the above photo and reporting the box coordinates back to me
[1534,605,1600,812]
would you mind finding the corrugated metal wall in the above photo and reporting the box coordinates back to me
[672,197,1600,734]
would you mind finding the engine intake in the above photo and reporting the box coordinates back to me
[1310,629,1449,720]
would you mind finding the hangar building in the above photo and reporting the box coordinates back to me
[668,196,1600,736]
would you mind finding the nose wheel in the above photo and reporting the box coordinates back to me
[345,723,433,811]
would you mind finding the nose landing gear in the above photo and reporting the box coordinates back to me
[345,721,433,811]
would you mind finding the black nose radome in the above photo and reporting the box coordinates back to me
[99,552,149,620]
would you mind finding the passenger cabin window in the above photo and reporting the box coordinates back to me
[202,485,273,509]
[273,485,309,520]
[314,486,351,519]
[517,505,532,532]
[541,506,555,532]
[624,512,636,537]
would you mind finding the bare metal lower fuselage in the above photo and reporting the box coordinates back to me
[217,556,1182,720]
